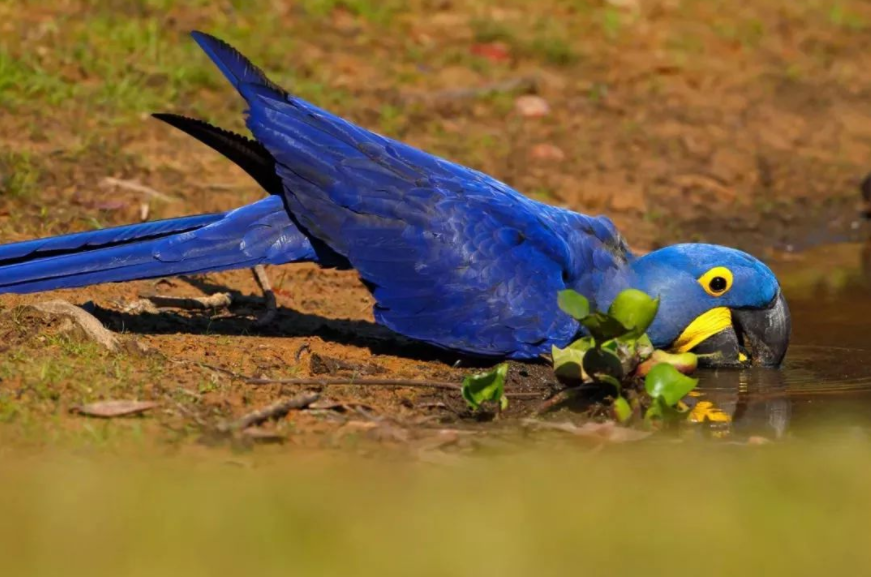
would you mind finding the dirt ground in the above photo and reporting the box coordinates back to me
[0,0,870,452]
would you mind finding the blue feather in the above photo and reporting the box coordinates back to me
[0,195,316,294]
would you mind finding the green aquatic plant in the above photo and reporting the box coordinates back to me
[461,362,509,412]
[458,289,699,422]
[553,289,699,424]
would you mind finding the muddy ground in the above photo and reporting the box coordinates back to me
[0,0,870,452]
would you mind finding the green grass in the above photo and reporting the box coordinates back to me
[828,3,868,30]
[0,151,42,197]
[1,440,870,576]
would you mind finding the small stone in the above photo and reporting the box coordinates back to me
[529,143,566,162]
[514,95,550,118]
[71,400,158,418]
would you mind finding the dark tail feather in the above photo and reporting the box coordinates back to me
[0,195,316,294]
[152,114,283,195]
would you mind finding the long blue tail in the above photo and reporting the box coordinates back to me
[0,195,316,294]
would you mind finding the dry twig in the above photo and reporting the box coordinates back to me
[246,376,462,391]
[222,391,320,432]
[246,376,549,399]
[29,299,120,352]
[100,177,181,203]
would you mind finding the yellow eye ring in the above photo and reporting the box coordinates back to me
[698,267,733,297]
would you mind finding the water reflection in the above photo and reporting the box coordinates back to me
[693,242,871,439]
[691,368,791,440]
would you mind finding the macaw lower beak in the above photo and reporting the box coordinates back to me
[674,290,791,368]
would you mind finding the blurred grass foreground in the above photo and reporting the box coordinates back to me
[2,440,870,576]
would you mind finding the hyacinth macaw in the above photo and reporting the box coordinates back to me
[0,32,790,367]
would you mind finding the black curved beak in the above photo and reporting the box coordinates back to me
[732,289,791,367]
[692,290,791,368]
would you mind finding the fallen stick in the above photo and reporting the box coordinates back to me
[245,376,550,399]
[531,388,579,417]
[246,376,461,391]
[223,391,320,432]
[29,300,120,352]
[100,177,181,203]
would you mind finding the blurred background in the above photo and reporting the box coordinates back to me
[3,0,870,251]
[2,1,871,575]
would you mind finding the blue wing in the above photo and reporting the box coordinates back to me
[194,32,631,358]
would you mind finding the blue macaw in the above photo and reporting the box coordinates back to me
[0,32,790,367]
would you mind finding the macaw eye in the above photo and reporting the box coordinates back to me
[698,267,733,297]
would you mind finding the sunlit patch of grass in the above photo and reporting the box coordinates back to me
[0,151,42,198]
[599,6,623,39]
[297,0,405,26]
[377,104,405,137]
[471,15,578,67]
[67,16,217,117]
[712,18,766,48]
[471,18,516,44]
[0,48,79,110]
[828,3,868,30]
[529,35,578,66]
[529,186,557,201]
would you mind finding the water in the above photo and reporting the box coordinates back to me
[694,242,871,440]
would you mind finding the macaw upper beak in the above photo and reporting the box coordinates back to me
[731,289,791,367]
[676,290,791,368]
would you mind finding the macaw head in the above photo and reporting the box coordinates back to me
[627,243,791,368]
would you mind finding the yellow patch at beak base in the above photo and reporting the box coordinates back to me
[671,307,732,353]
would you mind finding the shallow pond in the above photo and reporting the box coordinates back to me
[695,242,871,439]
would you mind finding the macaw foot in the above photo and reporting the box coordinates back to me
[124,266,276,327]
[250,264,277,327]
[140,292,233,310]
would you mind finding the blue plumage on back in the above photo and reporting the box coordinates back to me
[190,32,631,357]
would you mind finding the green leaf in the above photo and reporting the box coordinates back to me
[601,338,619,353]
[567,336,595,351]
[583,347,624,388]
[461,363,509,411]
[644,400,664,422]
[644,363,698,407]
[608,289,660,339]
[613,396,632,423]
[552,345,586,382]
[579,312,629,341]
[557,290,590,320]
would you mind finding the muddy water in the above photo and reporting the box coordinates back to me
[695,243,871,439]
